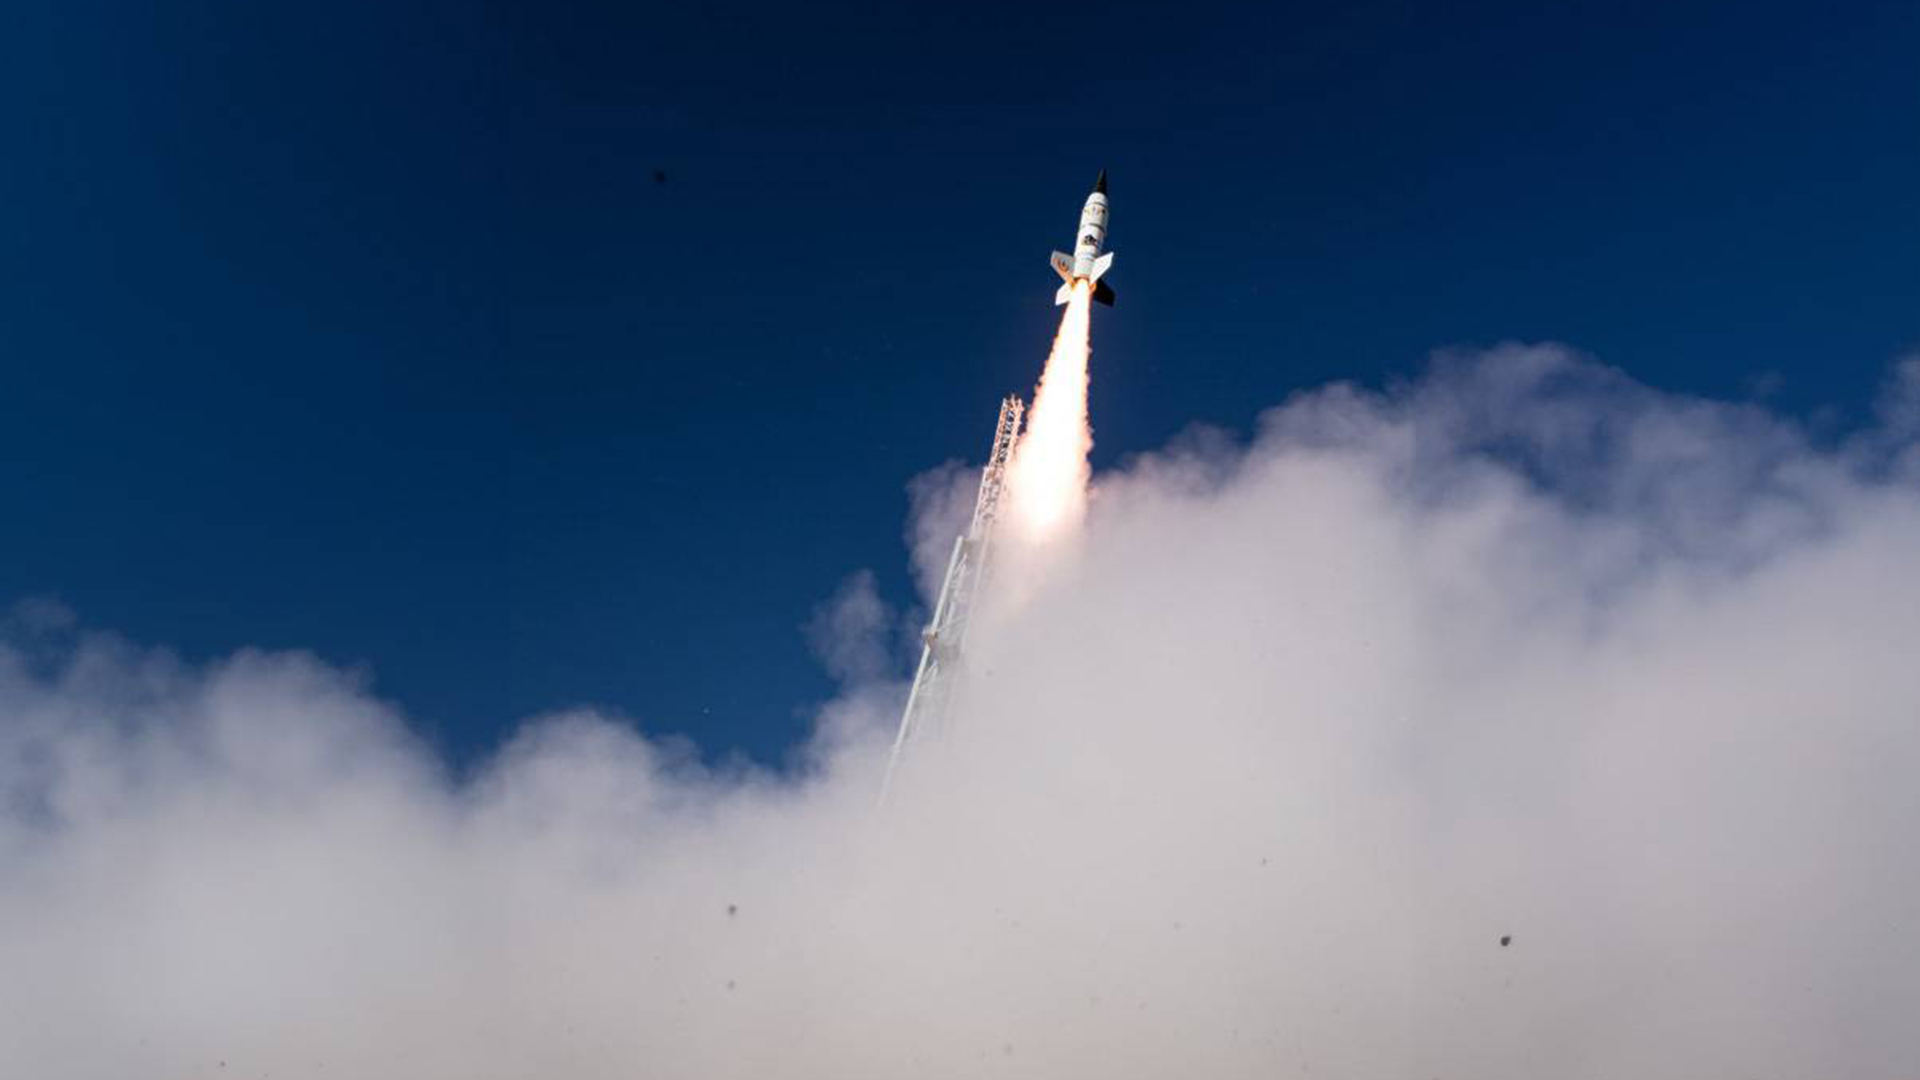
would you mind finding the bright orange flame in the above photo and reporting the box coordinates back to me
[1007,280,1094,544]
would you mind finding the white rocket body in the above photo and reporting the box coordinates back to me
[1049,171,1116,306]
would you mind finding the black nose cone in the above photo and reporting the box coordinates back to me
[1094,169,1108,195]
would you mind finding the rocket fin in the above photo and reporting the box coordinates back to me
[1092,279,1115,306]
[1088,251,1114,282]
[1050,251,1076,283]
[1055,281,1073,306]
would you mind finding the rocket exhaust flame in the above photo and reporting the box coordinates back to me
[1007,280,1094,544]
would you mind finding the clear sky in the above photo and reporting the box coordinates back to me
[3,0,1915,765]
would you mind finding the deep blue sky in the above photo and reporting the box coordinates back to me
[3,1,1915,765]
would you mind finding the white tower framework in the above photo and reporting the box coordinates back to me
[880,394,1024,799]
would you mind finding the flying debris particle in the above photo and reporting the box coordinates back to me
[1500,935,1512,947]
[726,903,737,917]
[652,169,668,183]
[726,980,736,992]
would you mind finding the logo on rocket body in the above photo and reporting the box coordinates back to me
[1049,170,1115,307]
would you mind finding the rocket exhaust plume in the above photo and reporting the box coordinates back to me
[1007,279,1095,544]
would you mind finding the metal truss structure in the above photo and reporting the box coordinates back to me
[879,394,1024,800]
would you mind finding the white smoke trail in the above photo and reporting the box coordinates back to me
[1006,280,1094,545]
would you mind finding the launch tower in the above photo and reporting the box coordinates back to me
[879,395,1024,799]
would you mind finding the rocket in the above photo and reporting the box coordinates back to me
[1049,170,1115,307]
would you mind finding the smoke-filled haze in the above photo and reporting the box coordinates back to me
[5,345,1920,1078]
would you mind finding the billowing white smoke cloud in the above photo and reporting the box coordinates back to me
[5,345,1920,1079]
